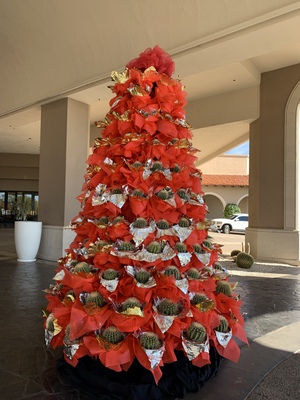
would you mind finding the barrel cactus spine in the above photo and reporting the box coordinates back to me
[73,262,91,274]
[113,216,124,224]
[135,269,151,284]
[151,161,163,171]
[215,316,229,333]
[213,262,223,270]
[131,189,145,198]
[177,189,189,201]
[185,322,207,343]
[102,268,119,280]
[157,189,170,200]
[132,161,143,169]
[191,293,208,305]
[132,217,148,228]
[170,164,180,173]
[236,252,254,269]
[202,239,212,248]
[147,241,163,254]
[139,332,161,349]
[164,265,181,280]
[178,217,191,227]
[86,291,105,308]
[111,188,123,194]
[175,242,187,253]
[156,219,170,229]
[99,216,109,225]
[117,241,134,251]
[193,243,204,254]
[121,297,142,312]
[231,249,241,257]
[157,299,180,316]
[186,268,200,280]
[102,326,124,344]
[215,280,232,297]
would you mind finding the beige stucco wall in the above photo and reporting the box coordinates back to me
[249,63,300,229]
[0,153,39,191]
[200,155,249,175]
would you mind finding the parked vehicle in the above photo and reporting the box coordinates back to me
[210,213,248,234]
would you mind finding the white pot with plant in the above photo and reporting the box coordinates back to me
[14,203,42,262]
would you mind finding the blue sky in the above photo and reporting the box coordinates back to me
[225,141,249,155]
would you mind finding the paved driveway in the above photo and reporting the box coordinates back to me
[209,231,246,256]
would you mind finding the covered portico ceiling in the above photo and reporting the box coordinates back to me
[1,0,300,164]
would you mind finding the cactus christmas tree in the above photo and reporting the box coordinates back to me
[44,46,248,397]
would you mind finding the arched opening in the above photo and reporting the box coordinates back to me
[237,195,248,213]
[284,81,300,231]
[203,193,225,219]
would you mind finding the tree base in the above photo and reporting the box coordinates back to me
[57,349,222,400]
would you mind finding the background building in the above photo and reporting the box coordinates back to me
[201,155,249,219]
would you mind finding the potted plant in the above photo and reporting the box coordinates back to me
[14,203,42,262]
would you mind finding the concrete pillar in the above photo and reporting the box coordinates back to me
[246,64,300,265]
[38,98,89,261]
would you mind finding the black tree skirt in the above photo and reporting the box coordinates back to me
[57,348,222,400]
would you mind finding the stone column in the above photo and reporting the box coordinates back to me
[246,64,300,265]
[38,98,89,261]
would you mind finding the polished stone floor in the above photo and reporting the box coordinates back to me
[0,227,299,399]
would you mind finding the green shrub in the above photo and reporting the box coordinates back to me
[224,204,241,218]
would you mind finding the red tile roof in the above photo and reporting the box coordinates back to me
[202,174,249,186]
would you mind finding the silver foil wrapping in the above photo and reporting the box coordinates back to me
[92,184,107,206]
[172,224,193,242]
[164,196,177,208]
[175,277,189,294]
[53,270,65,281]
[155,226,176,238]
[125,266,156,288]
[114,243,175,262]
[130,221,156,246]
[142,159,172,181]
[189,193,205,205]
[100,276,119,292]
[64,339,80,360]
[144,345,165,369]
[194,253,211,266]
[214,267,230,280]
[153,311,175,333]
[45,329,54,347]
[216,330,232,348]
[182,336,210,361]
[108,193,127,209]
[177,252,192,267]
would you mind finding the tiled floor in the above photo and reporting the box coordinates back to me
[0,227,299,399]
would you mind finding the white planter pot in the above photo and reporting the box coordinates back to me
[14,221,42,262]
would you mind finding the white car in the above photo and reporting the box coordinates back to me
[210,213,248,234]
